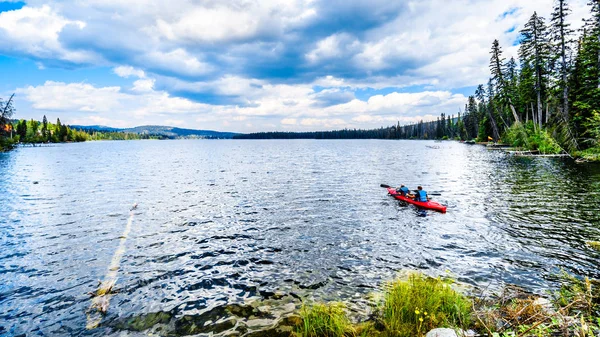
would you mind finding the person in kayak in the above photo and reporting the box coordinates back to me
[396,184,410,196]
[413,186,430,202]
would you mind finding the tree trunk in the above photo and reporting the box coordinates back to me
[560,0,570,119]
[534,18,543,129]
[488,105,501,141]
[531,102,536,130]
[508,100,520,124]
[598,0,600,89]
[537,91,543,128]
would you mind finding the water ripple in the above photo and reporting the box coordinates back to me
[1,140,599,335]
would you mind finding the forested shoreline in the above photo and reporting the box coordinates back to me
[0,111,147,151]
[239,1,600,161]
[5,1,600,159]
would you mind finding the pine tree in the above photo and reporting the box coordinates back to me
[0,94,15,137]
[519,12,551,128]
[490,40,520,123]
[589,0,600,88]
[17,119,27,140]
[42,115,48,140]
[486,79,501,141]
[551,0,575,120]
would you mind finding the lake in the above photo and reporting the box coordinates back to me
[1,139,599,336]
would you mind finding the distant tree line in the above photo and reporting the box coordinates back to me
[238,0,600,159]
[10,117,149,144]
[0,96,152,150]
[234,116,463,140]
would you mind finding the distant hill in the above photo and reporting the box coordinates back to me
[69,125,122,132]
[70,124,239,139]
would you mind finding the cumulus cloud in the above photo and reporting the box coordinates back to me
[14,79,467,132]
[114,66,146,78]
[16,81,213,120]
[0,5,97,64]
[2,0,593,132]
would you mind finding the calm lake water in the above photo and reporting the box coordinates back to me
[1,139,599,336]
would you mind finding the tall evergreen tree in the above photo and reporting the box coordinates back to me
[551,0,575,120]
[589,0,600,88]
[0,94,15,137]
[42,115,48,140]
[519,12,551,128]
[486,79,501,141]
[490,40,520,123]
[17,119,27,140]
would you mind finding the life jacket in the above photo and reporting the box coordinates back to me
[398,186,409,195]
[415,190,427,202]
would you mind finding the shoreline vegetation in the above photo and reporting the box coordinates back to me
[113,271,600,336]
[0,114,225,152]
[290,272,600,337]
[0,114,154,152]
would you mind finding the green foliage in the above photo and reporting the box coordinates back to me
[575,146,600,161]
[477,118,489,142]
[6,117,148,145]
[503,121,562,154]
[529,128,562,154]
[0,135,16,151]
[298,303,355,337]
[583,110,600,145]
[297,273,471,337]
[380,273,472,337]
[503,122,530,148]
[553,272,599,317]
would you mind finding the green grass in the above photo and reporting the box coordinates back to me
[297,273,472,337]
[380,273,472,337]
[298,302,356,337]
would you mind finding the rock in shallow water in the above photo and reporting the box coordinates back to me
[426,328,458,337]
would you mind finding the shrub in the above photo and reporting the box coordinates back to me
[503,122,529,148]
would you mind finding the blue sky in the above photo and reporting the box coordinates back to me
[0,0,590,132]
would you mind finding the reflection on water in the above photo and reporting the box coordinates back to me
[1,140,599,335]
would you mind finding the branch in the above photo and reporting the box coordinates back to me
[2,93,15,116]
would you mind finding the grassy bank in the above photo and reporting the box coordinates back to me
[296,272,600,337]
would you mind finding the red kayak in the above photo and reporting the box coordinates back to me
[386,187,447,213]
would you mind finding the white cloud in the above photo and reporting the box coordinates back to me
[281,118,297,125]
[138,49,212,76]
[114,66,146,78]
[165,119,184,126]
[0,5,96,63]
[300,118,346,127]
[305,33,359,63]
[3,0,594,132]
[132,79,155,92]
[14,77,467,133]
[16,81,213,126]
